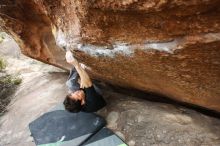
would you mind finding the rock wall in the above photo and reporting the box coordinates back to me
[0,0,220,112]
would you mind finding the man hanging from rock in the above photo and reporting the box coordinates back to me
[63,50,106,113]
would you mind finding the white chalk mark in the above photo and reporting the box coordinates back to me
[54,31,220,58]
[76,40,177,58]
[76,33,220,58]
[56,29,68,48]
[58,135,66,142]
[77,43,134,58]
[144,39,179,53]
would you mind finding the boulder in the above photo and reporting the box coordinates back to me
[0,0,220,112]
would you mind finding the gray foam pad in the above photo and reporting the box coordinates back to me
[82,128,127,146]
[29,110,106,146]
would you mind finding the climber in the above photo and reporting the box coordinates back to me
[63,50,106,113]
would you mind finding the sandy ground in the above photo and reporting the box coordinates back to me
[0,35,220,146]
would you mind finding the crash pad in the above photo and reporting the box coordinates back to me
[82,127,127,146]
[29,110,106,146]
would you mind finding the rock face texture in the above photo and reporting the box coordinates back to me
[99,91,220,146]
[0,0,220,112]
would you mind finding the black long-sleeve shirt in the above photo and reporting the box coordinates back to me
[66,68,106,112]
[81,86,106,112]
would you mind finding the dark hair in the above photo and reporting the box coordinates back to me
[63,94,82,113]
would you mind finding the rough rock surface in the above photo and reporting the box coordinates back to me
[0,40,220,146]
[99,92,220,146]
[0,0,220,112]
[0,56,220,146]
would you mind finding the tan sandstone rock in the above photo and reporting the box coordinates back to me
[0,0,220,112]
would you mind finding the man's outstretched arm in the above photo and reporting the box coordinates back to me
[65,51,92,88]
